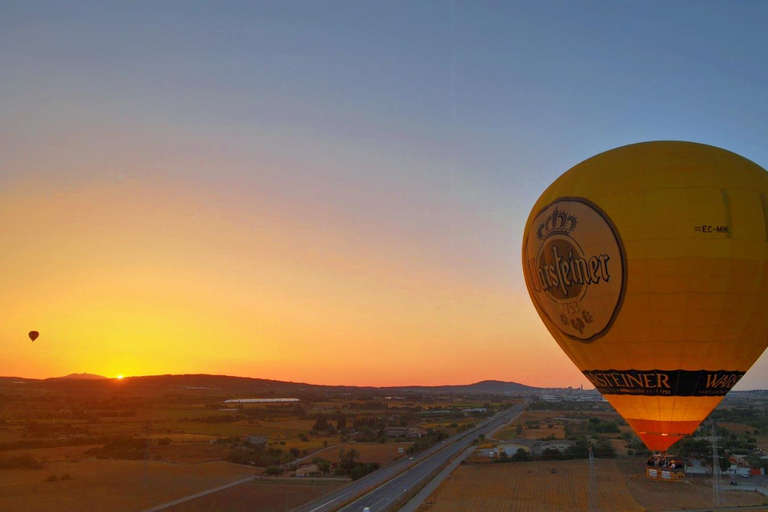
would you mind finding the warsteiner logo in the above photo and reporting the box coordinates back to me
[523,198,626,342]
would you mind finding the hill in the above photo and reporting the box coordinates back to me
[0,373,544,398]
[385,379,539,394]
[49,373,108,380]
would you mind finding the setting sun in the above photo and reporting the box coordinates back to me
[117,375,124,380]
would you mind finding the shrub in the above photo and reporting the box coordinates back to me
[512,449,532,462]
[0,455,44,470]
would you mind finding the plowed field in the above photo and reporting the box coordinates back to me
[419,459,642,511]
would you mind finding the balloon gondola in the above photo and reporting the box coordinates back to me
[523,141,768,466]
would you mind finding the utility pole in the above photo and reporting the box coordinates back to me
[588,446,597,512]
[712,421,724,508]
[142,419,153,489]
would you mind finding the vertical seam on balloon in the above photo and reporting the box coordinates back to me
[721,189,732,240]
[761,193,768,242]
[736,193,768,374]
[706,190,731,373]
[721,190,743,374]
[675,189,693,426]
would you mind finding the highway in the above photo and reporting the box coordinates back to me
[295,403,525,512]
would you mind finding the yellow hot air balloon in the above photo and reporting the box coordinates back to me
[522,141,768,453]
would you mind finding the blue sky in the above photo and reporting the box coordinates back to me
[3,1,768,388]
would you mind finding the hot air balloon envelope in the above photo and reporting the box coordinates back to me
[522,141,768,452]
[28,331,39,342]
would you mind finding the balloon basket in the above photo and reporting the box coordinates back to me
[646,466,685,482]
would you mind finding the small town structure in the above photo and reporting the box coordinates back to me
[385,427,426,438]
[295,464,319,477]
[495,439,576,457]
[246,435,268,446]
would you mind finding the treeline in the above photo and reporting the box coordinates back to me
[0,436,108,451]
[84,437,172,460]
[674,426,758,458]
[496,438,616,464]
[407,429,450,455]
[527,400,609,412]
[307,449,381,480]
[238,404,307,420]
[23,421,90,438]
[226,444,286,467]
[0,454,45,470]
[709,408,765,433]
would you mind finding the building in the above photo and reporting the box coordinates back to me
[385,427,426,438]
[538,440,576,454]
[495,438,575,457]
[246,435,268,446]
[295,464,319,477]
[496,438,539,456]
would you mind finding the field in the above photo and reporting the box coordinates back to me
[421,458,768,512]
[1,376,517,510]
[0,460,255,512]
[167,479,345,511]
[419,459,643,511]
[719,421,760,434]
[308,442,411,466]
[616,458,768,511]
[493,410,577,441]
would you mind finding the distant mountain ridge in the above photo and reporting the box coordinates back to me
[49,373,108,380]
[388,379,539,394]
[1,373,543,394]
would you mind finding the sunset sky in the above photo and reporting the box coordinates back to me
[3,2,768,388]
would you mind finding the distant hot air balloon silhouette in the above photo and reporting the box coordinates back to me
[28,331,39,342]
[523,141,768,453]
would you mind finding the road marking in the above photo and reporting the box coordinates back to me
[141,476,254,512]
[309,493,349,512]
[369,493,393,510]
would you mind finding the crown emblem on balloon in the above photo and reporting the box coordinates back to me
[537,207,578,240]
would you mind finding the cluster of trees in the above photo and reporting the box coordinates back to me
[0,435,107,451]
[673,425,758,462]
[46,473,73,482]
[709,407,765,434]
[227,444,286,467]
[312,416,348,432]
[407,429,449,455]
[587,417,620,434]
[313,452,376,479]
[23,421,89,438]
[259,449,382,481]
[0,454,44,470]
[91,410,137,418]
[84,437,169,460]
[560,417,621,439]
[333,449,381,480]
[528,400,610,412]
[353,416,381,429]
[192,414,241,424]
[238,404,307,421]
[496,438,616,464]
[347,401,388,410]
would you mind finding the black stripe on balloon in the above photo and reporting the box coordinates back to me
[582,370,745,397]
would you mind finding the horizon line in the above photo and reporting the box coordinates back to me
[0,372,597,390]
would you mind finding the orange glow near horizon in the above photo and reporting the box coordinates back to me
[6,2,768,394]
[0,173,586,388]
